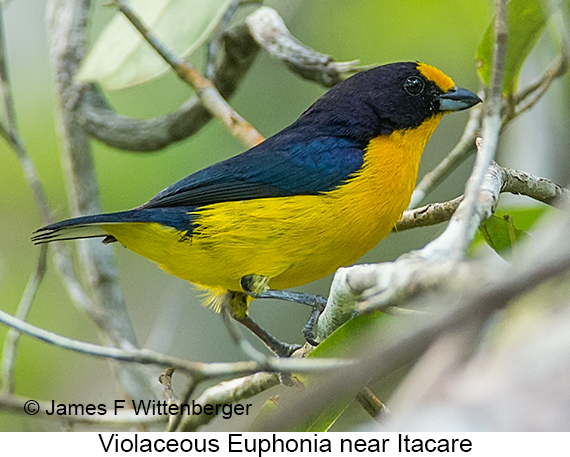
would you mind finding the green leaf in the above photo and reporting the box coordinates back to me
[472,206,547,257]
[294,312,387,432]
[78,0,234,90]
[308,312,386,359]
[250,312,386,432]
[476,0,555,94]
[479,214,524,255]
[249,394,281,430]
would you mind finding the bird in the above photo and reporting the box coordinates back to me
[33,62,481,356]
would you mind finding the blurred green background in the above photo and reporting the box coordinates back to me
[1,0,568,431]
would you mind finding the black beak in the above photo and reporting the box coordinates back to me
[439,87,482,112]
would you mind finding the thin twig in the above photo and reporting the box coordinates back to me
[0,10,125,356]
[79,6,361,152]
[205,0,240,79]
[221,305,287,366]
[0,6,49,394]
[399,165,569,232]
[79,21,260,151]
[0,3,15,131]
[454,0,507,258]
[513,53,568,109]
[158,367,177,403]
[166,378,197,432]
[0,0,52,224]
[48,0,159,401]
[180,372,280,432]
[413,20,569,208]
[0,308,352,378]
[112,0,263,148]
[0,1,99,395]
[0,246,47,393]
[397,197,463,232]
[253,214,570,431]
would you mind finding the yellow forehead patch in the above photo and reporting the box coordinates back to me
[417,63,455,93]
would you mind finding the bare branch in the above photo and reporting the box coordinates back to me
[398,165,569,232]
[245,7,362,87]
[166,378,198,432]
[78,6,361,152]
[180,372,280,431]
[413,13,569,209]
[78,21,260,151]
[112,0,264,147]
[0,247,47,393]
[500,165,570,205]
[0,1,52,224]
[0,0,120,395]
[0,308,352,380]
[252,209,570,431]
[318,155,569,344]
[0,3,15,131]
[364,160,503,314]
[47,0,158,401]
[510,52,568,119]
[0,2,118,343]
[205,0,241,79]
[451,0,507,258]
[397,197,463,232]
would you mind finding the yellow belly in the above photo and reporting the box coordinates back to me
[102,116,442,299]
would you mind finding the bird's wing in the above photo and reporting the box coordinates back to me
[142,134,364,209]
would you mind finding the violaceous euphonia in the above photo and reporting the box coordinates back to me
[33,62,481,355]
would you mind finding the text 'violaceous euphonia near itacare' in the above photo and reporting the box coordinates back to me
[33,62,481,355]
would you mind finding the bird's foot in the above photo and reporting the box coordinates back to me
[240,275,327,347]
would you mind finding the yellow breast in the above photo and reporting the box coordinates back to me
[102,114,443,296]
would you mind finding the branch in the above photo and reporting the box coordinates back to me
[317,157,569,342]
[0,2,52,224]
[509,51,568,121]
[398,165,569,233]
[253,207,570,431]
[245,7,362,87]
[0,308,352,380]
[0,246,47,393]
[412,4,570,208]
[449,0,506,258]
[396,197,463,232]
[314,162,502,342]
[47,0,158,401]
[0,1,120,395]
[180,372,280,431]
[205,0,242,79]
[112,0,263,147]
[78,7,360,152]
[500,164,570,205]
[0,7,135,392]
[78,21,260,151]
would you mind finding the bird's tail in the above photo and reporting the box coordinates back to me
[31,209,174,244]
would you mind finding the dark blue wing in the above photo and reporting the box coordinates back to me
[142,130,364,209]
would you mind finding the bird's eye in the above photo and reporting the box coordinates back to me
[403,76,425,96]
